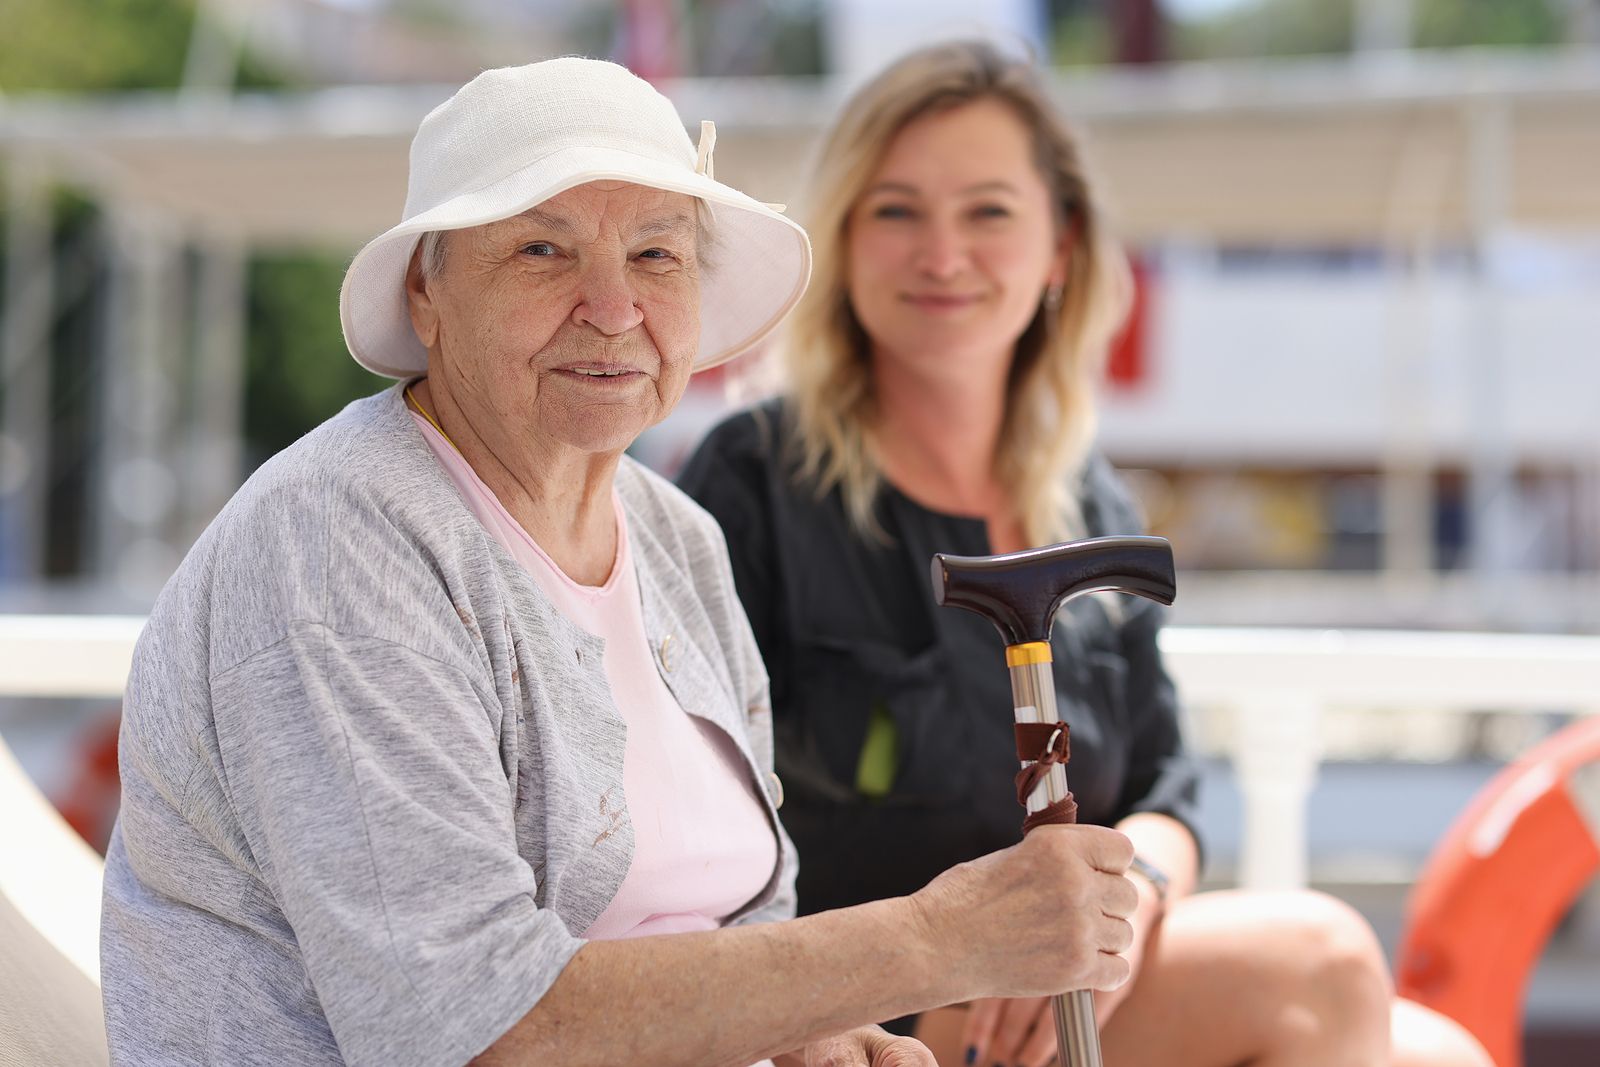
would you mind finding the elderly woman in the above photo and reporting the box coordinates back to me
[680,40,1493,1067]
[98,58,1142,1067]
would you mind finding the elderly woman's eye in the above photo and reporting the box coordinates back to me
[638,248,687,265]
[521,241,557,257]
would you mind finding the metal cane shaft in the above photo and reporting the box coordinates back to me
[933,539,1173,1067]
[1010,658,1103,1067]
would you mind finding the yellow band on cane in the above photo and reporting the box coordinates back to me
[1005,641,1053,667]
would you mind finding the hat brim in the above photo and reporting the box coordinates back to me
[339,143,811,379]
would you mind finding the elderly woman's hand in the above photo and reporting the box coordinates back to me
[957,862,1164,1065]
[787,1025,937,1067]
[911,824,1138,1003]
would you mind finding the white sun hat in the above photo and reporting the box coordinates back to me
[339,57,812,378]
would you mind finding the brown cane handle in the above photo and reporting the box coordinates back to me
[931,536,1175,646]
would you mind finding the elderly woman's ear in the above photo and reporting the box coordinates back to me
[406,239,441,350]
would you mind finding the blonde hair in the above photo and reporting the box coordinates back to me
[782,40,1132,545]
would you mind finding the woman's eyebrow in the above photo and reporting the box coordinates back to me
[514,206,573,232]
[862,180,1021,197]
[959,180,1021,196]
[631,214,697,242]
[507,208,694,243]
[863,181,919,197]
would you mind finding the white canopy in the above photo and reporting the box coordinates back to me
[3,49,1598,249]
[3,49,1597,600]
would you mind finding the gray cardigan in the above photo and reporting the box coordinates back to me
[101,385,795,1067]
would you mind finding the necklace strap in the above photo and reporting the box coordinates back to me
[405,383,457,451]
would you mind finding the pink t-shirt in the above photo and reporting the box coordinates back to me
[410,412,778,945]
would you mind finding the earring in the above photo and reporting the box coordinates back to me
[1044,283,1063,312]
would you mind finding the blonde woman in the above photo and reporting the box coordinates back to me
[680,40,1491,1067]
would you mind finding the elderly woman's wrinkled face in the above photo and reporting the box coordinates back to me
[407,181,701,457]
[845,98,1067,384]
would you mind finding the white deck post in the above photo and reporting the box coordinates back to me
[183,234,246,542]
[1232,695,1323,891]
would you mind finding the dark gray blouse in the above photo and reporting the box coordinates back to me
[679,399,1202,917]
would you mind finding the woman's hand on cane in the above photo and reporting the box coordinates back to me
[958,868,1162,1066]
[910,824,1138,1002]
[1091,865,1163,1025]
[789,1025,938,1066]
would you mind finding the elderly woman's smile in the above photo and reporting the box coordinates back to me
[405,180,703,458]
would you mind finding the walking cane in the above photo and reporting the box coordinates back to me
[931,535,1177,1067]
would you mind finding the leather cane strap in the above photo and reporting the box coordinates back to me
[1014,722,1071,763]
[1013,722,1077,833]
[1022,795,1079,834]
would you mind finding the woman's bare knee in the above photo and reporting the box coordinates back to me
[1241,891,1391,1064]
[1391,999,1495,1067]
[1299,891,1391,988]
[1096,890,1392,1067]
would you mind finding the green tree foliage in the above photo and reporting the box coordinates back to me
[1171,0,1351,57]
[0,0,284,92]
[1051,0,1118,66]
[1413,0,1565,48]
[1171,0,1566,60]
[0,0,195,92]
[3,0,357,496]
[243,254,386,469]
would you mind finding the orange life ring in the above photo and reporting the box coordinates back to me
[1397,715,1600,1067]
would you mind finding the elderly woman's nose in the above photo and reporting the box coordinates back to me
[571,264,646,336]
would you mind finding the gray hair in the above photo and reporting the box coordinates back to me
[413,201,718,283]
[417,230,449,282]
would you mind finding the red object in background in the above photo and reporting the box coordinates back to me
[54,708,122,855]
[1105,0,1162,390]
[616,0,682,83]
[694,361,728,389]
[1109,0,1167,66]
[1107,253,1152,389]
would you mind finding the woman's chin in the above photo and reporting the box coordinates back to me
[873,327,1020,374]
[535,405,658,458]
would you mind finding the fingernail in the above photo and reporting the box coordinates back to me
[964,1049,976,1066]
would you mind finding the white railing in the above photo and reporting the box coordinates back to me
[0,615,148,698]
[1161,627,1600,889]
[4,614,1599,891]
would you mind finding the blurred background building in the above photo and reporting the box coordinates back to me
[2,1,1598,1062]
